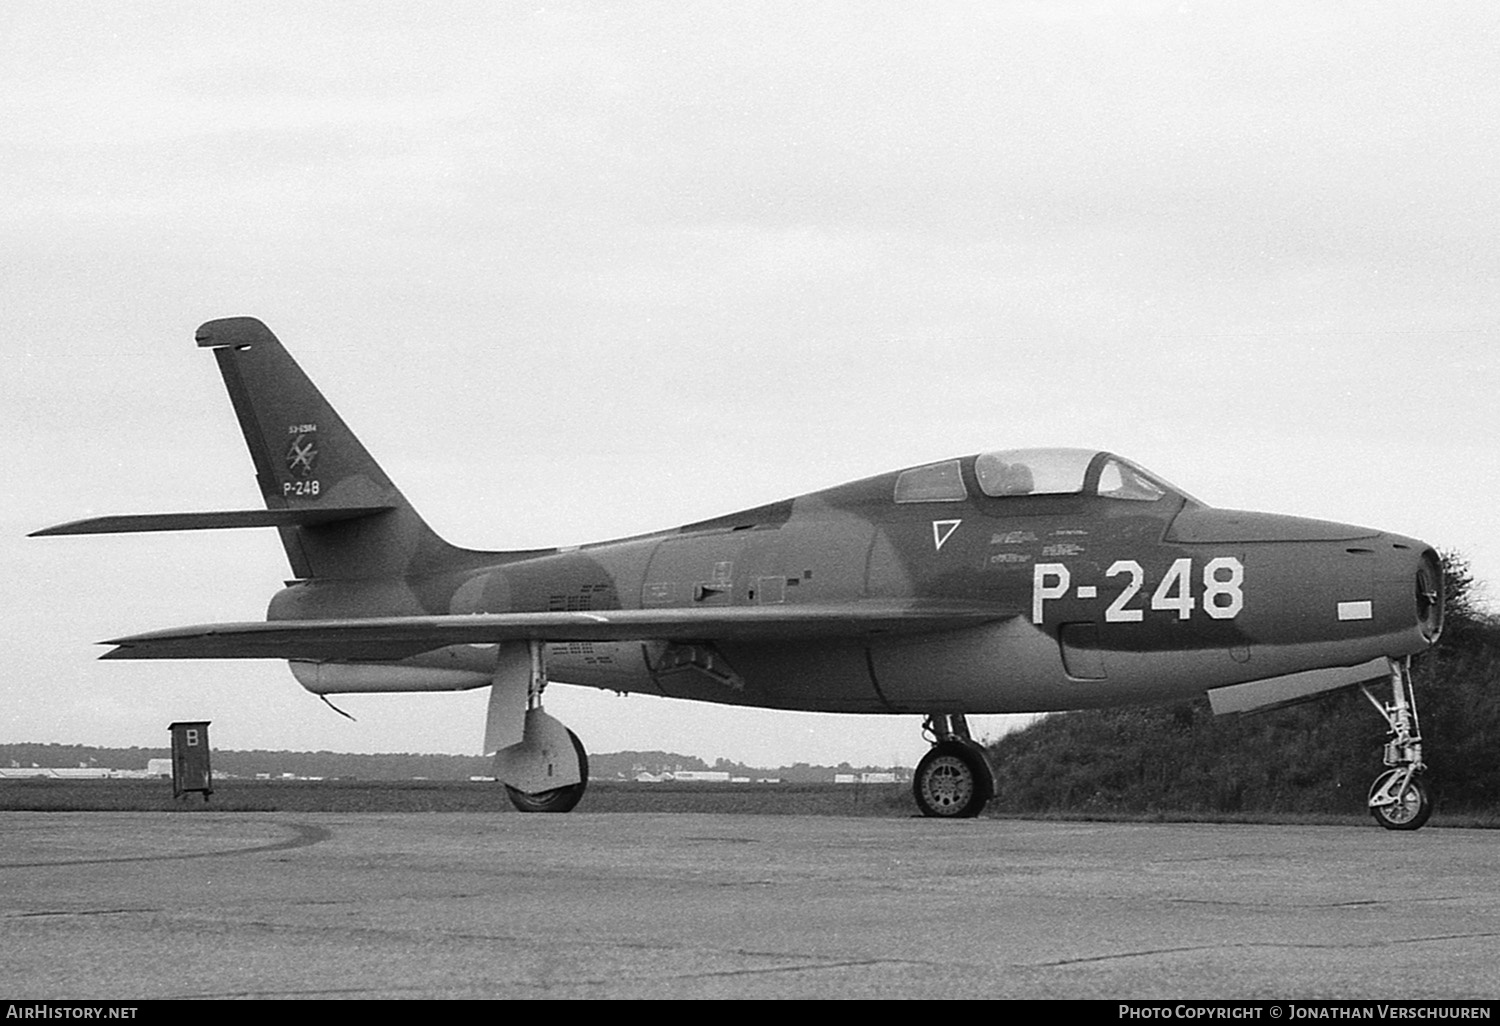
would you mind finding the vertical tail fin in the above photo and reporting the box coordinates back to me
[196,317,465,580]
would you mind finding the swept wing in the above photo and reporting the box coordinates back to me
[101,600,1019,661]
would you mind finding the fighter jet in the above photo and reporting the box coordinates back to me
[33,318,1445,827]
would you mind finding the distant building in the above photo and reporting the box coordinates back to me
[834,768,900,786]
[1,763,162,780]
[0,767,107,779]
[669,771,731,782]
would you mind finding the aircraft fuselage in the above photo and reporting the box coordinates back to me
[271,451,1440,716]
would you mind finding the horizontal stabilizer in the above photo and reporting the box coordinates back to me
[100,600,1019,661]
[30,506,395,537]
[1207,656,1390,715]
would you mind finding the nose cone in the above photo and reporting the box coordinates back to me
[1167,508,1443,652]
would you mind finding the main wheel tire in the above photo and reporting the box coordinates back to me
[505,729,589,813]
[1368,769,1432,831]
[913,740,993,818]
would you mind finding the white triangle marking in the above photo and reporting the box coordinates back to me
[932,519,962,552]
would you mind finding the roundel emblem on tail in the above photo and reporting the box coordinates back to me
[286,434,318,477]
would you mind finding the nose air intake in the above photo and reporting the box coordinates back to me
[1415,549,1444,643]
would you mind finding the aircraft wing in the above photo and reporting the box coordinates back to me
[100,600,1020,661]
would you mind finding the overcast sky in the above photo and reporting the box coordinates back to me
[4,2,1496,769]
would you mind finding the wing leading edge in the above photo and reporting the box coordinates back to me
[101,601,1020,661]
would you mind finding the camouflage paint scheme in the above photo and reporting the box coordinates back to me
[36,317,1442,719]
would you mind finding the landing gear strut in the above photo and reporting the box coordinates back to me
[493,640,590,814]
[1362,657,1432,831]
[912,714,994,819]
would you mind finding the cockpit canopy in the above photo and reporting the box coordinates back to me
[894,448,1192,505]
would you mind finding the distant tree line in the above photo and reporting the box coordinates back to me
[0,743,906,784]
[984,551,1500,816]
[0,745,496,781]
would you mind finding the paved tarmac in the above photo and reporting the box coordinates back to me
[2,812,1497,1000]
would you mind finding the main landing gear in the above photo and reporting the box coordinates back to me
[491,641,590,813]
[505,727,589,813]
[913,714,995,818]
[1362,657,1432,831]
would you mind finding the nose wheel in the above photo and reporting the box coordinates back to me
[1367,769,1430,831]
[1362,658,1432,831]
[913,714,994,818]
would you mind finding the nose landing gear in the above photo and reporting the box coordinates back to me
[1362,657,1432,831]
[913,714,995,818]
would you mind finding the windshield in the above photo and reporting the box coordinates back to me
[1095,457,1166,502]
